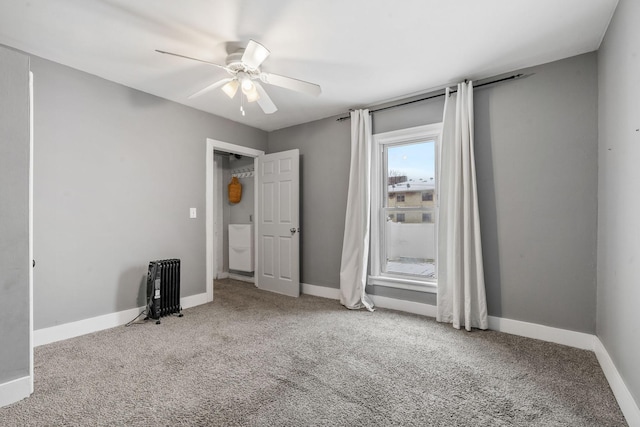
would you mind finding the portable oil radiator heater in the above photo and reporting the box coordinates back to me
[146,259,183,324]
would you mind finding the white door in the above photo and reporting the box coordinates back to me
[257,149,300,297]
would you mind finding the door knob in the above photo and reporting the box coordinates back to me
[290,227,300,235]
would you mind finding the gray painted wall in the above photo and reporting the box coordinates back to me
[227,154,255,225]
[476,53,598,333]
[0,46,30,383]
[597,0,640,407]
[268,116,352,288]
[31,55,267,329]
[268,52,599,333]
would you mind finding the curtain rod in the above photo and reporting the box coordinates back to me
[336,73,526,122]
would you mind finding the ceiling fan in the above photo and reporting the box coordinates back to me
[156,40,321,115]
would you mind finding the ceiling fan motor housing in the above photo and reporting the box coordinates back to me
[226,49,259,77]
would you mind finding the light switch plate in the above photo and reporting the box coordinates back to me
[190,207,197,219]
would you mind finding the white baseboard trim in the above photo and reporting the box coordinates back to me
[301,283,439,317]
[302,283,340,300]
[34,292,208,347]
[370,294,438,318]
[181,292,210,309]
[34,306,143,347]
[487,316,595,350]
[228,273,255,283]
[369,298,595,352]
[0,375,31,408]
[217,271,255,283]
[594,338,640,426]
[302,283,593,349]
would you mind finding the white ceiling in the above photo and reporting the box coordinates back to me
[0,0,618,131]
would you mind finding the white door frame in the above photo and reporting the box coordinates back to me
[29,71,34,393]
[205,138,264,302]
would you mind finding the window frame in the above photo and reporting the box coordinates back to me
[369,123,442,293]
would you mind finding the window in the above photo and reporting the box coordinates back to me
[370,123,442,292]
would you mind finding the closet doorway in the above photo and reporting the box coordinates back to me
[206,138,301,300]
[206,139,264,302]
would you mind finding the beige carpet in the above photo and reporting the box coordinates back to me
[0,279,627,426]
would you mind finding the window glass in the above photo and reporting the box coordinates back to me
[383,140,436,279]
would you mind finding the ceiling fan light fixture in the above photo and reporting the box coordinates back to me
[239,74,259,102]
[240,76,255,92]
[244,86,260,103]
[222,79,239,98]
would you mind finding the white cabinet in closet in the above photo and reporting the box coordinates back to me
[229,224,254,272]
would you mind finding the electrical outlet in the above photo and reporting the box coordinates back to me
[190,208,197,219]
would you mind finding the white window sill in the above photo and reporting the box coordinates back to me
[368,275,437,293]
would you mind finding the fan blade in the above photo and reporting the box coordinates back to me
[241,40,270,69]
[260,72,321,96]
[254,82,277,114]
[155,50,227,70]
[188,78,234,99]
